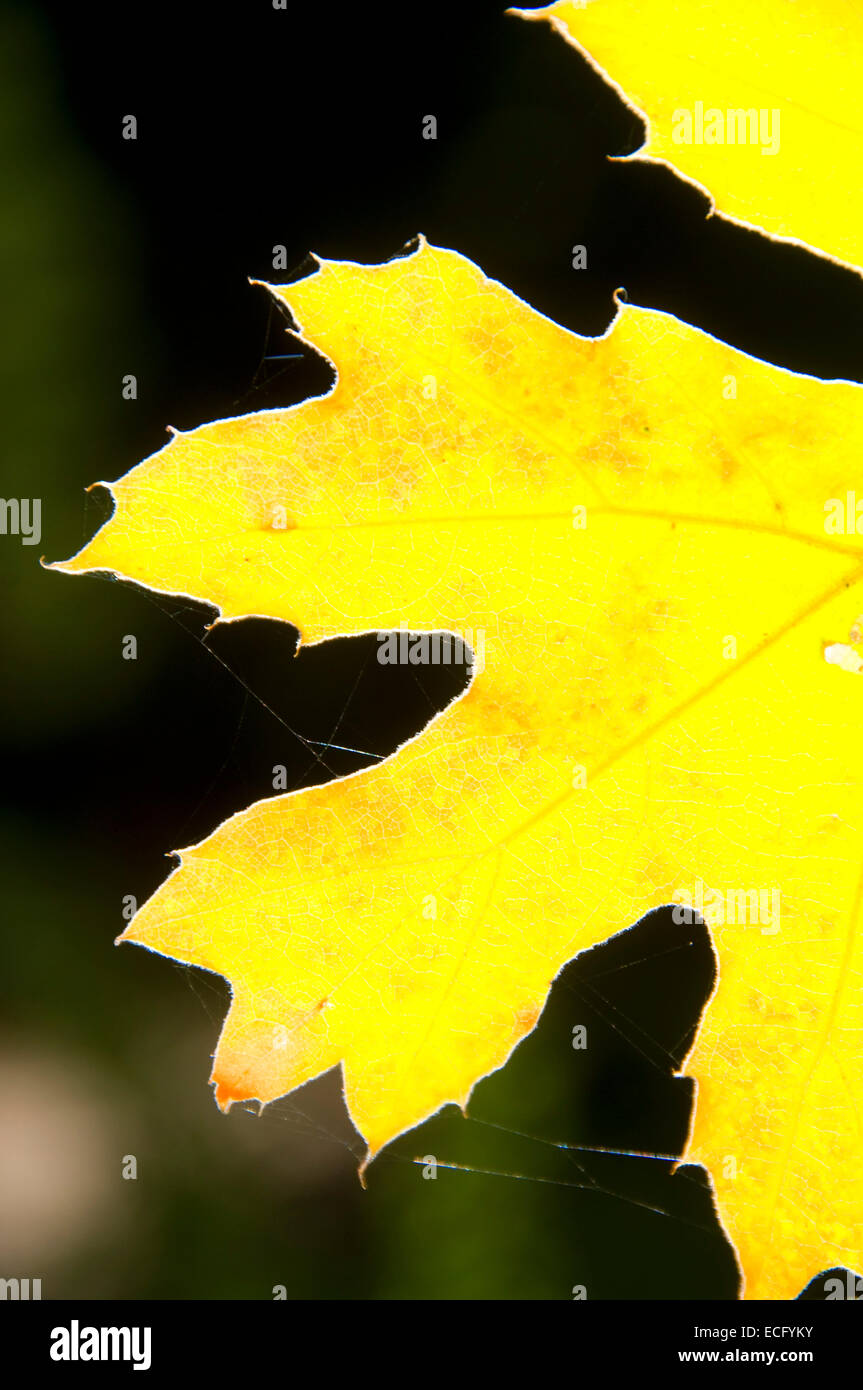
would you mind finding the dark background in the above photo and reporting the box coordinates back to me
[2,0,863,1300]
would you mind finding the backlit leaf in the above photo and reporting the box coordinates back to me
[57,240,863,1297]
[534,0,863,271]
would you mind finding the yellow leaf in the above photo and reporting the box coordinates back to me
[532,0,863,271]
[57,240,863,1297]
